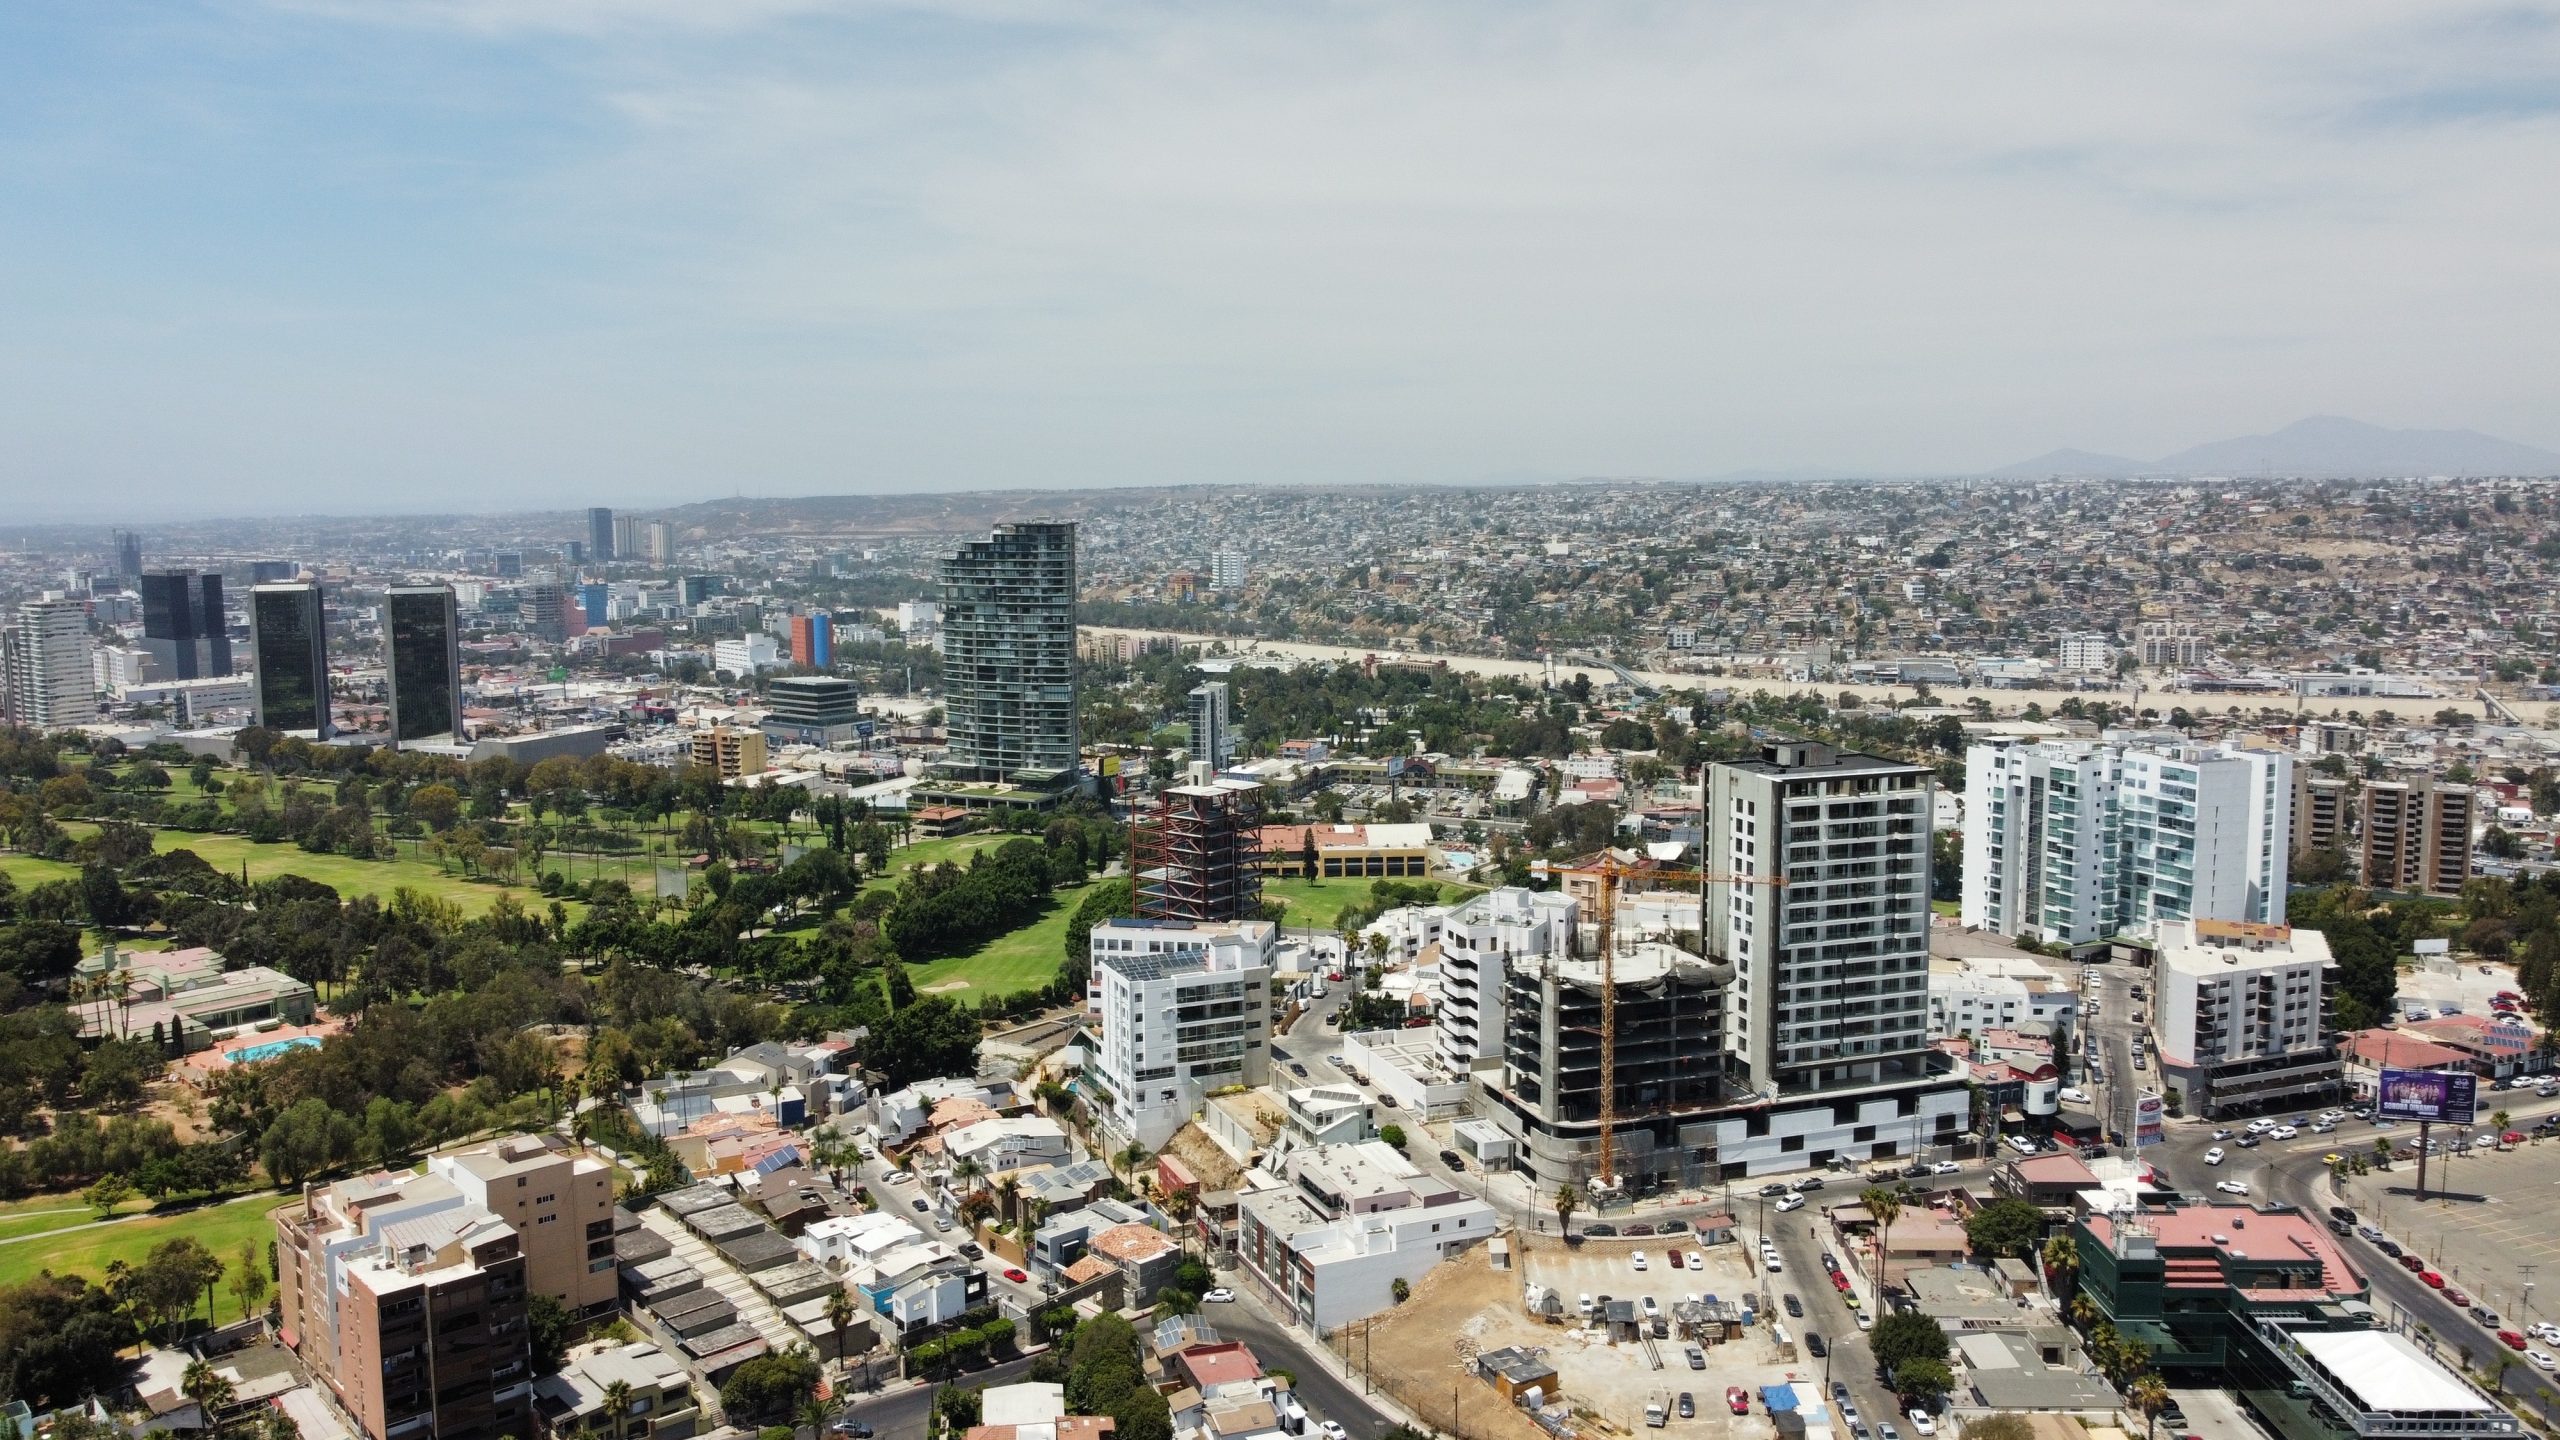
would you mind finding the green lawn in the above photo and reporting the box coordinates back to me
[0,852,82,890]
[1931,899,1959,917]
[124,827,576,918]
[0,1193,298,1300]
[907,889,1081,1002]
[1261,875,1481,931]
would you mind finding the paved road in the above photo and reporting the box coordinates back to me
[1766,1209,1899,1436]
[1204,1293,1401,1440]
[837,1356,1039,1440]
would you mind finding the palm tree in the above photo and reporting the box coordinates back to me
[182,1359,236,1416]
[1554,1182,1580,1237]
[826,1287,858,1364]
[2069,1294,2099,1331]
[601,1380,634,1440]
[2128,1374,2170,1440]
[995,1174,1022,1226]
[797,1395,833,1440]
[2041,1234,2079,1290]
[1116,1141,1148,1184]
[1861,1186,1902,1297]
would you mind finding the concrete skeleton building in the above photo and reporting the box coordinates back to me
[1132,781,1264,923]
[1432,886,1578,1072]
[1088,918,1277,1149]
[939,521,1080,785]
[1962,735,2292,947]
[2148,918,2344,1119]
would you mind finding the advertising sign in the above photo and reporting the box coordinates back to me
[2376,1067,2478,1125]
[2134,1092,2165,1149]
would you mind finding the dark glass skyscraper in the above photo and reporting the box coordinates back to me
[250,582,329,735]
[386,585,462,744]
[940,521,1079,782]
[114,530,143,584]
[587,506,615,562]
[140,571,231,679]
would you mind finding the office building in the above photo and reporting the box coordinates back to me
[2292,770,2350,857]
[2361,776,2474,898]
[690,726,767,780]
[1433,887,1577,1072]
[2147,918,2342,1118]
[896,599,941,637]
[587,506,616,562]
[1256,821,1433,879]
[1962,737,2291,948]
[679,575,718,607]
[1187,681,1233,769]
[493,552,523,579]
[251,560,296,583]
[424,1133,619,1317]
[139,571,232,680]
[94,645,152,695]
[789,612,832,669]
[1210,548,1247,590]
[114,530,144,583]
[274,1170,536,1440]
[760,675,862,748]
[114,674,255,728]
[3,596,99,728]
[1924,957,2080,1040]
[524,583,570,644]
[711,634,778,676]
[2136,620,2207,669]
[940,521,1079,783]
[563,540,583,566]
[579,582,610,629]
[1087,918,1276,1148]
[386,585,464,744]
[2056,631,2113,672]
[1131,781,1264,923]
[251,582,330,735]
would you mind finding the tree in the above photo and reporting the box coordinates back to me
[1554,1182,1579,1237]
[601,1380,635,1439]
[1377,1124,1406,1151]
[1963,1198,2047,1259]
[230,1239,268,1320]
[181,1359,236,1415]
[1892,1356,1953,1404]
[2041,1234,2079,1287]
[528,1293,573,1374]
[720,1346,820,1423]
[868,997,980,1089]
[1869,1310,1949,1375]
[1860,1185,1902,1296]
[83,1173,135,1220]
[2129,1373,2171,1440]
[1965,1416,2034,1440]
[261,1097,358,1187]
[826,1287,859,1363]
[1390,1277,1410,1303]
[127,1236,225,1339]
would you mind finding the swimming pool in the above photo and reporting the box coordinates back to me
[226,1035,323,1064]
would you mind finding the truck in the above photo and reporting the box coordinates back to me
[1645,1398,1668,1429]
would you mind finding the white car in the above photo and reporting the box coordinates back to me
[1856,1310,1874,1331]
[2270,1125,2299,1140]
[2245,1118,2274,1133]
[1202,1287,1235,1303]
[1762,1250,1785,1273]
[1632,1251,1649,1271]
[1907,1411,1937,1437]
[2204,1147,2226,1165]
[1642,1296,1662,1319]
[2211,1128,2233,1141]
[1578,1293,1595,1316]
[1689,1252,1704,1271]
[1775,1194,1807,1213]
[2533,1323,2560,1345]
[2215,1179,2251,1195]
[2530,1350,2558,1373]
[1930,1161,1962,1175]
[1321,1423,1350,1440]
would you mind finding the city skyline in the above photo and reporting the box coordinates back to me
[6,4,2560,516]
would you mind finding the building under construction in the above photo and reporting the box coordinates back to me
[1132,780,1264,922]
[1482,938,1736,1194]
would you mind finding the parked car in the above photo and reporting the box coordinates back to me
[828,1421,874,1439]
[1792,1176,1826,1192]
[1585,1223,1618,1237]
[1761,1181,1791,1196]
[1806,1331,1828,1357]
[2501,1330,2529,1351]
[1727,1389,1750,1416]
[1003,1267,1029,1283]
[1680,1394,1697,1420]
[1632,1251,1649,1271]
[1930,1160,1962,1174]
[1669,1250,1685,1269]
[1908,1411,1937,1436]
[2399,1253,2426,1272]
[1203,1287,1235,1303]
[1775,1194,1807,1213]
[1784,1293,1803,1317]
[1686,1345,1706,1370]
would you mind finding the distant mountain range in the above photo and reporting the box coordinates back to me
[1993,416,2560,479]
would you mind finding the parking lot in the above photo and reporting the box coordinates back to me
[2339,1128,2560,1332]
[1512,1236,1822,1436]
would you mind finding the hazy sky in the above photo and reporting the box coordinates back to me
[4,2,2559,518]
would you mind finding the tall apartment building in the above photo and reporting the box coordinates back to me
[524,583,571,644]
[690,726,767,780]
[645,521,676,564]
[2148,918,2342,1118]
[1709,741,1937,1099]
[274,1170,536,1440]
[2056,632,2113,672]
[386,585,463,744]
[940,521,1079,783]
[1088,918,1275,1148]
[586,506,616,562]
[1962,738,2291,947]
[2361,777,2474,898]
[251,582,330,736]
[424,1133,618,1316]
[139,571,232,679]
[1433,886,1576,1073]
[612,515,645,562]
[711,633,778,676]
[1187,681,1233,769]
[789,612,832,669]
[2135,620,2206,668]
[2291,769,2350,856]
[579,582,610,628]
[1210,548,1247,590]
[4,595,100,727]
[1131,781,1263,923]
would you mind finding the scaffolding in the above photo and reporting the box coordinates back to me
[1132,783,1265,922]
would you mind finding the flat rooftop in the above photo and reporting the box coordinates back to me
[2293,1329,2491,1414]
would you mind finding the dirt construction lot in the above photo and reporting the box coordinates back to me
[1361,1235,1822,1440]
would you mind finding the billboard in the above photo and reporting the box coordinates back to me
[2376,1067,2478,1125]
[2134,1092,2166,1149]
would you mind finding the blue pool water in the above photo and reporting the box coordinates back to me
[226,1035,323,1064]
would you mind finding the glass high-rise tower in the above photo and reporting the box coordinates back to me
[939,521,1079,782]
[250,582,329,735]
[386,585,463,744]
[139,571,231,679]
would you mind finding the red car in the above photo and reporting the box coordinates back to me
[2504,1132,2528,1145]
[1669,1251,1685,1269]
[2502,1330,2529,1351]
[1832,1271,1853,1293]
[2400,1254,2426,1273]
[2446,1288,2471,1307]
[2422,1271,2447,1290]
[1726,1389,1750,1416]
[1003,1267,1028,1283]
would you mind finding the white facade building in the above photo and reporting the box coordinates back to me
[1432,886,1576,1072]
[2152,918,2343,1118]
[1187,682,1234,769]
[1925,961,2081,1040]
[941,1115,1071,1175]
[711,634,780,676]
[1963,736,2291,947]
[896,599,941,636]
[4,595,99,727]
[2056,632,2115,672]
[1089,918,1276,1149]
[1210,549,1247,590]
[1235,1141,1498,1329]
